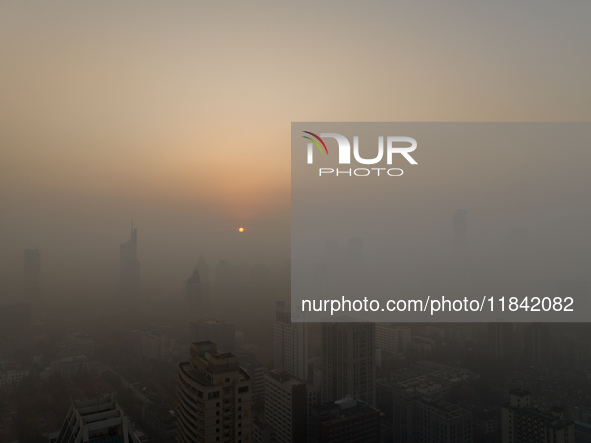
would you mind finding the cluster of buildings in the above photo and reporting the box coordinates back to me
[174,307,382,443]
[7,222,591,442]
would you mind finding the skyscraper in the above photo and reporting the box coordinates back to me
[321,322,375,405]
[120,222,140,296]
[187,268,206,322]
[197,254,211,302]
[234,347,266,405]
[52,395,140,443]
[23,248,40,297]
[264,370,317,443]
[176,341,252,443]
[274,301,308,381]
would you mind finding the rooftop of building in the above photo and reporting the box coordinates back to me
[267,369,308,386]
[504,403,573,429]
[66,395,126,424]
[313,397,379,423]
[180,342,251,386]
[416,397,472,420]
[55,395,140,443]
[377,360,477,395]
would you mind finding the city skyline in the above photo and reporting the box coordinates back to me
[2,0,591,299]
[1,1,591,441]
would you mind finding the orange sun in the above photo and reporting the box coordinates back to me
[238,227,244,233]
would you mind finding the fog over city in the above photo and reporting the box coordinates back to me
[1,1,591,442]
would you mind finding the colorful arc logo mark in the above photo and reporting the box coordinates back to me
[302,131,328,155]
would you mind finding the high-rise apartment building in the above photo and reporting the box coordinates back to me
[141,328,170,361]
[52,395,140,443]
[274,301,308,381]
[234,347,266,405]
[176,341,252,443]
[187,268,206,322]
[409,398,472,443]
[321,322,375,405]
[375,323,411,355]
[502,389,574,443]
[143,402,176,443]
[264,370,317,443]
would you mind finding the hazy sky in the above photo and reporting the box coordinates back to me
[1,1,590,290]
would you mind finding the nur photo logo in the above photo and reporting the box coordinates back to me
[302,131,418,177]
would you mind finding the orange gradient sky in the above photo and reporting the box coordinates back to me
[1,0,590,283]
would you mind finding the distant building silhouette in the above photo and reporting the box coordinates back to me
[523,323,550,365]
[375,323,411,355]
[196,254,211,301]
[197,254,209,281]
[176,341,252,443]
[321,322,375,405]
[488,323,514,362]
[23,248,40,297]
[0,360,29,388]
[136,325,171,361]
[274,301,308,381]
[59,328,94,359]
[120,221,140,296]
[187,268,206,322]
